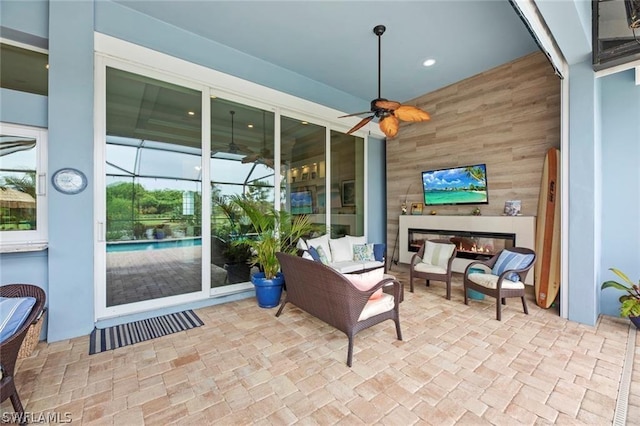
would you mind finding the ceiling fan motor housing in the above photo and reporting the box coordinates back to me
[373,25,386,36]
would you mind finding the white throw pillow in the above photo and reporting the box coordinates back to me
[347,235,366,249]
[307,234,332,263]
[421,241,455,268]
[296,238,308,251]
[329,236,353,263]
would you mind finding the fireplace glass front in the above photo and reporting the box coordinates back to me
[408,228,516,261]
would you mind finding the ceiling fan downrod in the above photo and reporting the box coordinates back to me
[373,25,386,100]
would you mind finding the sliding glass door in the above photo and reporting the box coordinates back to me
[104,67,203,308]
[210,98,275,292]
[96,53,370,319]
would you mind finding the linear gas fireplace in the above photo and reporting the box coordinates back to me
[399,216,535,284]
[408,228,516,260]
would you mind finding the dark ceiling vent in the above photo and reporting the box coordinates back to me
[593,0,640,71]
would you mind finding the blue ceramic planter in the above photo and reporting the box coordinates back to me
[251,272,284,308]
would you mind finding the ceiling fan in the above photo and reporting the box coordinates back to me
[213,110,252,157]
[241,111,275,168]
[340,25,431,138]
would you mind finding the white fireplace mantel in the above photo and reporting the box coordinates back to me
[397,215,536,284]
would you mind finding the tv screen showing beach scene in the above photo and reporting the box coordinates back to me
[290,190,313,214]
[422,164,488,206]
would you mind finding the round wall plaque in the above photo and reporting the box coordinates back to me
[52,168,87,195]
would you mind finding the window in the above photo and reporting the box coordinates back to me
[0,42,48,96]
[0,123,48,245]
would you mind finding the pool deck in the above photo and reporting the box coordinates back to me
[107,246,222,306]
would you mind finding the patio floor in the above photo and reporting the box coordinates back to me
[3,265,639,425]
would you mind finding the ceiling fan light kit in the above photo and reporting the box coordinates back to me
[341,24,431,138]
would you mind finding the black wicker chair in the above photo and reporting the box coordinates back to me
[0,284,46,421]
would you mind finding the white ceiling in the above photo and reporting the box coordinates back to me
[113,0,539,104]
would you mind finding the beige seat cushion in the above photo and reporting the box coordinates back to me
[358,293,394,321]
[413,262,447,274]
[468,273,524,290]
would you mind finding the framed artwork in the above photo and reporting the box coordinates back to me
[301,172,309,181]
[410,202,423,215]
[311,171,317,180]
[341,180,355,206]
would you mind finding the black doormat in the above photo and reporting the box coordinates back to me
[89,310,203,355]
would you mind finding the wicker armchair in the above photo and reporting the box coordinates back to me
[1,284,46,420]
[463,247,536,320]
[409,239,457,299]
[276,253,402,367]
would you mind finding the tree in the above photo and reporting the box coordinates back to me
[0,173,36,197]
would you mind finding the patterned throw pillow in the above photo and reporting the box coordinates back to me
[491,250,534,281]
[316,246,330,265]
[353,243,375,261]
[421,241,455,267]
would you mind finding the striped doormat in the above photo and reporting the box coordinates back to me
[89,310,203,355]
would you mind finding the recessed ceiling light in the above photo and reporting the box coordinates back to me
[301,121,308,125]
[422,58,436,67]
[247,124,254,128]
[187,111,195,116]
[45,64,49,70]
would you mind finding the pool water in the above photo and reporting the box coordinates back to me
[107,238,202,253]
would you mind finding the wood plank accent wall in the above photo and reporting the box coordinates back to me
[386,52,560,258]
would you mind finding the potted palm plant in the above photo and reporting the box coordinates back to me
[601,268,640,329]
[231,196,315,308]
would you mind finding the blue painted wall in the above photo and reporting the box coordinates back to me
[46,0,96,341]
[367,136,386,244]
[0,89,48,127]
[0,0,49,41]
[599,69,640,317]
[0,251,48,295]
[567,59,601,326]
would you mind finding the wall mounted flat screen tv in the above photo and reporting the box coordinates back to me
[290,190,313,215]
[421,164,489,206]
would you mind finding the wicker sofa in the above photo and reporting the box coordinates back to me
[276,252,402,367]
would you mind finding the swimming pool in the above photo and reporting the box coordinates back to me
[106,237,202,253]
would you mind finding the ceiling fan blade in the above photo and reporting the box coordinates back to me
[339,110,373,118]
[379,115,399,138]
[374,99,401,111]
[394,105,431,122]
[346,115,374,135]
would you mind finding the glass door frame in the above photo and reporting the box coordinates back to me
[94,55,212,320]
